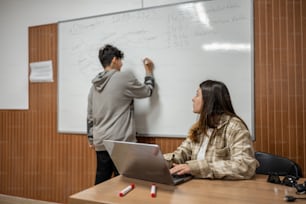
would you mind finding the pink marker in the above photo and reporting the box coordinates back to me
[150,184,156,198]
[119,183,135,197]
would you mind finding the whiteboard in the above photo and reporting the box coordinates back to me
[58,0,254,137]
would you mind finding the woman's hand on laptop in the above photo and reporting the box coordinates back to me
[170,163,191,175]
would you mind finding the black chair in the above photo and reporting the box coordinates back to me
[255,151,303,178]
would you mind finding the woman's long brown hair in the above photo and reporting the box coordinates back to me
[188,80,247,142]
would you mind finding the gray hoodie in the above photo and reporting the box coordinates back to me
[87,69,154,151]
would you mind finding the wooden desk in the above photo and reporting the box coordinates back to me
[69,175,302,204]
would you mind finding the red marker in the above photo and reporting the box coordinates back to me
[119,183,135,197]
[150,184,156,198]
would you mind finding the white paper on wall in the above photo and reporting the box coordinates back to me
[30,60,53,82]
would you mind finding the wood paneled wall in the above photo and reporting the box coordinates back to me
[0,0,305,203]
[253,0,306,169]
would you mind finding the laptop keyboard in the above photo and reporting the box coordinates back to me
[172,174,188,179]
[171,173,193,184]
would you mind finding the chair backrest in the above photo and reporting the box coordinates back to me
[255,151,303,178]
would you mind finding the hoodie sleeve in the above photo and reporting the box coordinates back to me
[144,74,154,96]
[124,72,155,98]
[87,86,94,145]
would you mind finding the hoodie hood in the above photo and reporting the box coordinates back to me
[92,69,117,92]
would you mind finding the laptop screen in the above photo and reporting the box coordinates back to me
[104,140,178,185]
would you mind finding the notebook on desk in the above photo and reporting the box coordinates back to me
[104,140,193,185]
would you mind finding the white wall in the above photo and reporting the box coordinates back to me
[0,0,192,109]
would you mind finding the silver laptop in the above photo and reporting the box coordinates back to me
[104,140,193,185]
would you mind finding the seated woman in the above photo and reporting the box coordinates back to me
[164,80,258,180]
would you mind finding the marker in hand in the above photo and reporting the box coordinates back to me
[144,58,149,65]
[119,183,135,197]
[150,184,156,198]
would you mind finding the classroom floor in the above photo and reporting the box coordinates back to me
[0,194,59,204]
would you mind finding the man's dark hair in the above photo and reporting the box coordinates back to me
[98,44,124,68]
